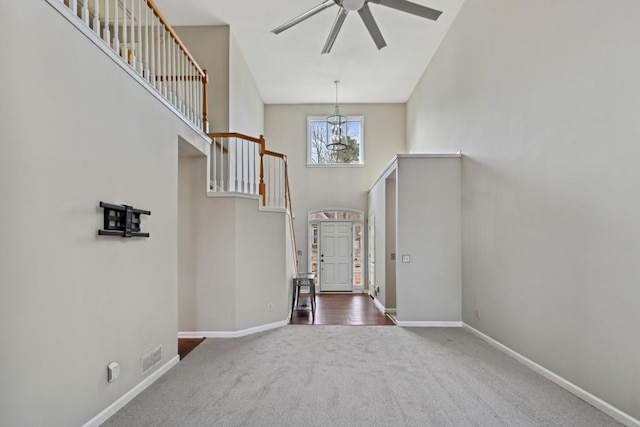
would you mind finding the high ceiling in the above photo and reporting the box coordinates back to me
[154,0,464,104]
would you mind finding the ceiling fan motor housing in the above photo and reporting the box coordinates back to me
[341,0,366,11]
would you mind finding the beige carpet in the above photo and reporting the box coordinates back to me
[103,326,622,426]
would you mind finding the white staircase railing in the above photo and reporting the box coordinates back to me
[208,132,299,274]
[54,0,208,132]
[209,133,289,210]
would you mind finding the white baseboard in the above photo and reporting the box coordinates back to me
[179,319,288,339]
[372,297,386,314]
[463,323,640,427]
[82,355,179,427]
[397,321,463,327]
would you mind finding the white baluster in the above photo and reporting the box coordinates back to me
[197,75,202,126]
[92,0,100,35]
[151,14,156,87]
[69,0,77,15]
[242,140,248,194]
[103,0,110,45]
[271,157,276,207]
[122,0,128,61]
[188,68,193,121]
[170,40,176,103]
[162,28,168,97]
[129,0,135,68]
[144,1,150,81]
[181,53,185,113]
[81,0,89,25]
[280,160,284,207]
[172,41,180,109]
[227,138,238,191]
[211,138,218,191]
[220,138,225,191]
[253,144,258,195]
[137,0,143,73]
[113,0,120,53]
[248,144,255,195]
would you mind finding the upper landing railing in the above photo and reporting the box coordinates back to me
[209,133,298,271]
[56,0,208,132]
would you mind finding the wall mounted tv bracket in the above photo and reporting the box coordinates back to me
[98,202,150,238]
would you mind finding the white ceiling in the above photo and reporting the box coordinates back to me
[153,0,464,104]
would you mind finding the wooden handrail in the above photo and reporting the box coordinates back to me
[146,0,205,77]
[208,132,263,144]
[264,150,286,159]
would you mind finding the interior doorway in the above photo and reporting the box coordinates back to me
[308,209,364,292]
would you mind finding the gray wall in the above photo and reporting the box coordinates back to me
[0,2,208,426]
[175,26,230,133]
[407,0,640,419]
[367,162,394,303]
[396,157,461,322]
[385,176,397,309]
[178,157,290,333]
[229,31,264,136]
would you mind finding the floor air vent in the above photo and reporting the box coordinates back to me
[141,345,162,375]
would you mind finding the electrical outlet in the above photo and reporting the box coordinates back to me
[107,362,120,383]
[268,303,273,311]
[402,254,411,263]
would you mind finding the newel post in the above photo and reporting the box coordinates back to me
[259,135,266,206]
[202,69,209,132]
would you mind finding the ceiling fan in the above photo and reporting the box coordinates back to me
[271,0,442,54]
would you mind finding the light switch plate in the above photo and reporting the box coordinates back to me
[402,254,410,263]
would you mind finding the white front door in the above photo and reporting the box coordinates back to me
[320,222,352,291]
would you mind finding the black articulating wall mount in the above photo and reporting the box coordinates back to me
[98,202,150,238]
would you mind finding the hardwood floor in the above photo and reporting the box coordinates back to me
[178,337,206,360]
[290,293,395,325]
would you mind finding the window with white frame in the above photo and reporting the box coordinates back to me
[307,116,364,166]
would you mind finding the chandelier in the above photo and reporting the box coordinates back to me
[326,80,348,151]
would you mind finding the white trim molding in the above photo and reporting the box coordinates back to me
[373,297,386,314]
[179,319,288,339]
[81,355,180,427]
[463,323,640,427]
[397,321,463,327]
[45,0,210,142]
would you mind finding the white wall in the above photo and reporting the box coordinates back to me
[229,31,264,136]
[396,157,461,322]
[265,104,406,274]
[0,2,208,426]
[407,0,640,419]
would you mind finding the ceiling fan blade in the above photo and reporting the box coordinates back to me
[271,0,336,34]
[358,4,387,50]
[369,0,442,21]
[321,8,349,54]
